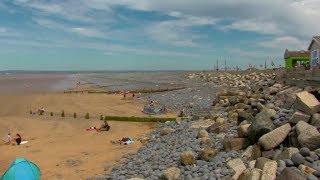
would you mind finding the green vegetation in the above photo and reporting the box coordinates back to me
[61,110,65,117]
[104,116,108,120]
[74,113,77,118]
[102,116,176,122]
[87,87,185,94]
[85,113,90,119]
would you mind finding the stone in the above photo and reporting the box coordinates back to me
[238,168,262,180]
[198,148,218,162]
[175,117,182,124]
[311,113,320,126]
[200,137,212,147]
[300,147,311,157]
[215,117,225,124]
[238,111,254,125]
[307,175,318,180]
[249,160,256,168]
[298,164,316,176]
[235,103,250,110]
[128,178,145,180]
[161,128,175,136]
[296,121,320,150]
[237,124,251,138]
[197,129,209,139]
[161,167,181,180]
[276,167,306,180]
[277,147,299,160]
[255,157,272,170]
[247,108,276,143]
[262,150,275,159]
[223,138,250,151]
[242,145,261,160]
[289,111,311,124]
[291,153,304,166]
[261,160,277,180]
[206,122,227,133]
[283,159,294,167]
[227,158,246,180]
[258,123,291,150]
[294,91,320,115]
[180,151,195,166]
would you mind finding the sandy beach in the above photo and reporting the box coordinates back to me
[0,74,175,179]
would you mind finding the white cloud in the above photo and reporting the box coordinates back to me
[146,15,217,47]
[259,36,310,50]
[34,18,106,38]
[224,20,282,35]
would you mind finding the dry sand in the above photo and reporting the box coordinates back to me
[0,75,175,179]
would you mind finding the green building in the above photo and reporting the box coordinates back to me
[284,49,310,69]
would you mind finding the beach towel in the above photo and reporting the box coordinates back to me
[20,141,28,145]
[86,127,99,131]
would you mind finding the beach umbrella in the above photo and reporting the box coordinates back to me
[1,158,40,180]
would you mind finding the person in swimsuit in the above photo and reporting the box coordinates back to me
[15,134,22,145]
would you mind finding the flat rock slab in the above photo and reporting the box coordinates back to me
[258,123,291,150]
[294,91,320,115]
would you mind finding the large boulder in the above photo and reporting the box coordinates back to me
[277,147,299,160]
[161,167,181,180]
[310,113,320,126]
[238,168,262,180]
[247,108,276,143]
[258,123,291,150]
[294,91,320,115]
[223,138,250,151]
[198,148,218,161]
[255,157,272,170]
[276,167,306,180]
[296,121,320,150]
[242,145,261,160]
[289,111,311,124]
[260,160,277,180]
[180,151,195,166]
[227,158,246,180]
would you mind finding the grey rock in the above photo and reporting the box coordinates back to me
[300,147,311,157]
[289,111,311,124]
[291,153,304,166]
[276,167,306,180]
[247,108,276,143]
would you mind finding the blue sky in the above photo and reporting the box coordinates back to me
[0,0,319,71]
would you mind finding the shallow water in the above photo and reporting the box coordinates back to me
[78,72,189,91]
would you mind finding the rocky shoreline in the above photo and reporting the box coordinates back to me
[96,70,320,180]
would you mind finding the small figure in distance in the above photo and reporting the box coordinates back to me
[15,133,22,145]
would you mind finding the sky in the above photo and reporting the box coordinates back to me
[0,0,319,71]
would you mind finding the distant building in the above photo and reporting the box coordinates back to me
[308,36,320,68]
[284,49,310,69]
